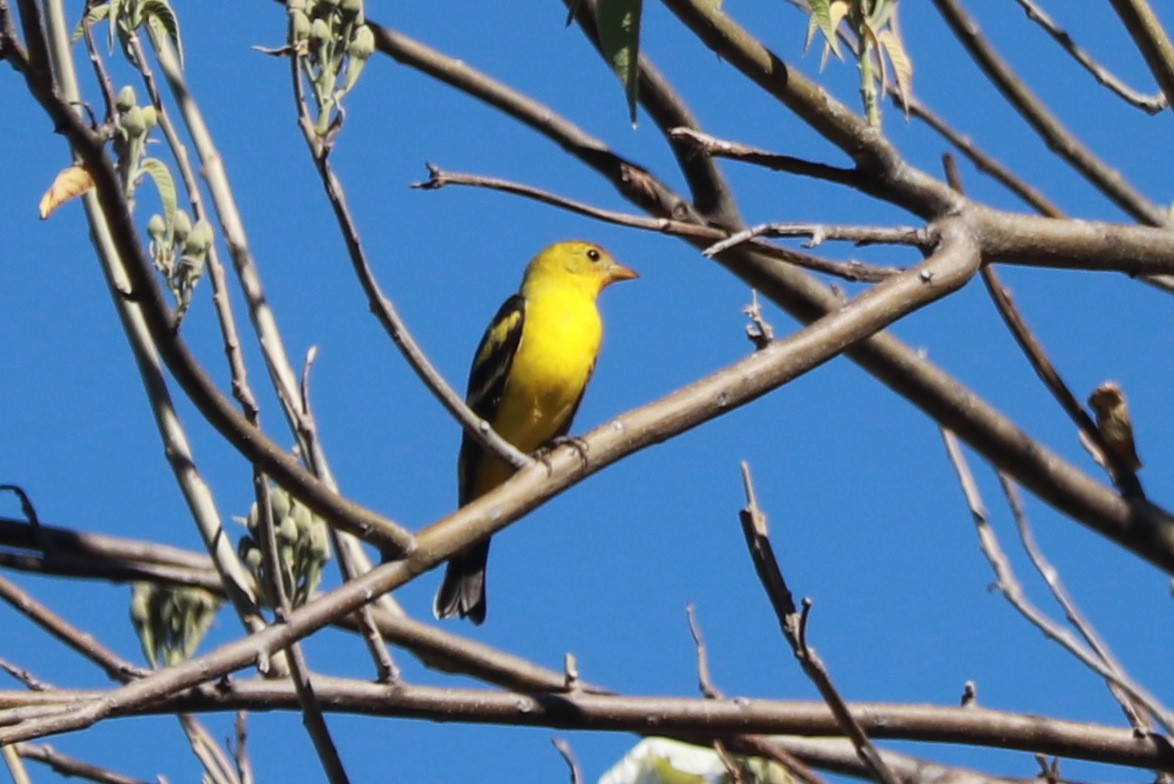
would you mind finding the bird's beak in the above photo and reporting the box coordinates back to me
[604,262,639,286]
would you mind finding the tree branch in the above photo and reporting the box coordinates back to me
[1108,0,1174,116]
[6,678,1172,772]
[931,0,1170,226]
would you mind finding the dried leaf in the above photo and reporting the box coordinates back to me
[39,165,95,219]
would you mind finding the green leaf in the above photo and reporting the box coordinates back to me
[142,0,184,66]
[139,157,177,235]
[866,0,898,31]
[596,0,642,125]
[805,0,848,59]
[878,27,913,109]
[108,0,124,52]
[71,2,111,44]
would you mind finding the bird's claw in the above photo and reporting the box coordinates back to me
[535,436,590,475]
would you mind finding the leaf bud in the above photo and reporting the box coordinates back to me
[116,85,137,112]
[291,9,311,42]
[122,105,147,137]
[147,213,167,240]
[347,24,374,60]
[271,487,292,522]
[182,219,213,259]
[140,105,158,129]
[310,17,331,44]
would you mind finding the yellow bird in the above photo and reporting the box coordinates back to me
[434,241,638,624]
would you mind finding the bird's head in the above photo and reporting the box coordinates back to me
[523,241,638,298]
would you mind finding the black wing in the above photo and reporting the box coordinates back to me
[458,293,525,505]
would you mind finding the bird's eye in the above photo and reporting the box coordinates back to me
[587,248,601,262]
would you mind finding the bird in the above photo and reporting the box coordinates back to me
[433,240,638,624]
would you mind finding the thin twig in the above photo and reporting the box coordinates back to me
[742,291,775,350]
[253,476,349,783]
[0,659,51,691]
[669,127,865,187]
[979,264,1144,498]
[16,741,149,784]
[939,430,1174,734]
[726,736,827,784]
[685,604,723,699]
[941,155,1144,499]
[551,737,582,784]
[178,714,241,784]
[0,573,146,683]
[286,59,529,476]
[298,278,398,681]
[77,12,116,125]
[1012,0,1165,113]
[998,474,1151,732]
[931,0,1170,227]
[1108,0,1174,116]
[713,740,745,784]
[737,462,901,784]
[128,31,261,422]
[704,223,931,257]
[750,735,1027,784]
[233,712,254,784]
[325,527,399,683]
[904,93,1062,217]
[417,164,899,283]
[0,486,46,556]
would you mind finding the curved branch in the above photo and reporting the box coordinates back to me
[1108,0,1174,116]
[1013,0,1166,113]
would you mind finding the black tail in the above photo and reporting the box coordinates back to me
[433,540,490,624]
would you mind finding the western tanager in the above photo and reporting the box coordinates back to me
[434,241,638,624]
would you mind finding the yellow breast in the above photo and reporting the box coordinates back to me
[490,286,602,453]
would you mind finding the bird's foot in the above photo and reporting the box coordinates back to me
[535,436,590,475]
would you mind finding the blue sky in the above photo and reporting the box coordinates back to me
[2,2,1173,782]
